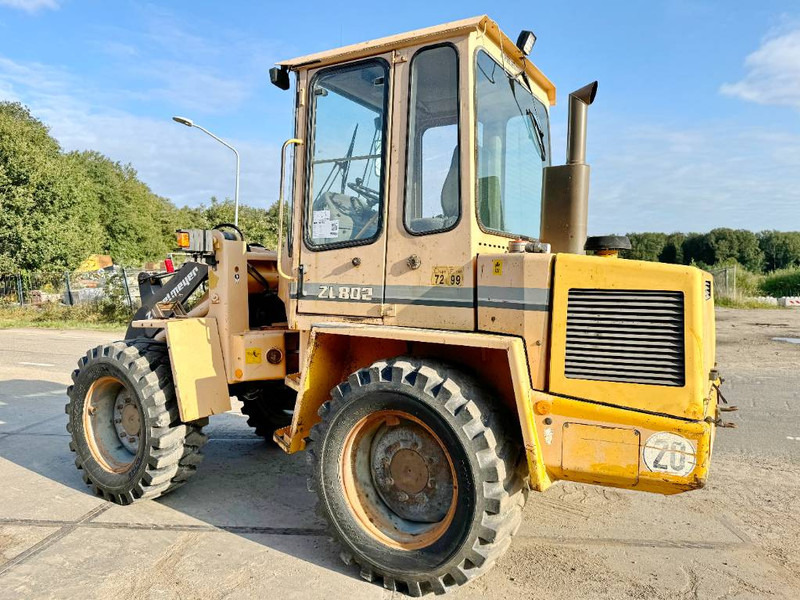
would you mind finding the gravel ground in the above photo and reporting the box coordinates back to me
[0,309,798,599]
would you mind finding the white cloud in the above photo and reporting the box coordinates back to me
[0,55,281,210]
[720,28,800,109]
[131,60,251,114]
[87,16,281,116]
[587,119,800,234]
[0,0,59,13]
[0,13,285,209]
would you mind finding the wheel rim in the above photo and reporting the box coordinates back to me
[340,410,458,550]
[83,376,142,473]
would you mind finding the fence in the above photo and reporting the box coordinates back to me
[709,266,737,299]
[0,268,146,310]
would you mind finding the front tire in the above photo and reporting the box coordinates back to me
[307,358,527,596]
[66,340,207,504]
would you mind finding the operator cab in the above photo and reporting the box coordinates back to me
[272,16,557,330]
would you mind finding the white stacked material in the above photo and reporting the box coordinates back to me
[778,297,800,307]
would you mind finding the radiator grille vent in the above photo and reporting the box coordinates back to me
[565,289,685,387]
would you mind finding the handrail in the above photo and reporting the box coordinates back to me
[276,138,303,281]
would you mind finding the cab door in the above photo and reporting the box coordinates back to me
[296,55,392,318]
[384,42,474,331]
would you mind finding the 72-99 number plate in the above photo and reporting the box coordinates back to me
[431,266,464,287]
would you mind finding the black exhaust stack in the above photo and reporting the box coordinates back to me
[540,81,598,254]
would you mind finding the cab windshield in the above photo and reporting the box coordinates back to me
[475,49,550,240]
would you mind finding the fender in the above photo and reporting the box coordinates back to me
[273,324,552,492]
[131,317,232,422]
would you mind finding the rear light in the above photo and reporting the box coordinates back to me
[176,231,190,248]
[164,258,175,273]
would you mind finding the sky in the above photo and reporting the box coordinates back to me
[0,0,799,235]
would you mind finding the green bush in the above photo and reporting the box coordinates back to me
[0,302,128,329]
[760,269,800,298]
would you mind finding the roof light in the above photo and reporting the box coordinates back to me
[516,30,536,56]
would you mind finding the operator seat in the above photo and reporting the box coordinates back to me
[410,146,460,233]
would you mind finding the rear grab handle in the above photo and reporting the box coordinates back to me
[276,138,304,281]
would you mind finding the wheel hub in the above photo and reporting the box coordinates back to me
[389,449,428,495]
[370,420,454,523]
[113,390,140,454]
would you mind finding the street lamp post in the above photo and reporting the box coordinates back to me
[172,116,241,227]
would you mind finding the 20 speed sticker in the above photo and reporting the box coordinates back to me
[642,432,696,477]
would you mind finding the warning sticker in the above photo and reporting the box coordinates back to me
[492,259,503,276]
[245,347,262,364]
[431,266,464,287]
[642,432,696,477]
[312,210,340,239]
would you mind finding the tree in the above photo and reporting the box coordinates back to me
[659,233,685,264]
[681,233,713,268]
[179,197,279,249]
[67,151,177,266]
[0,102,104,272]
[678,229,763,272]
[758,231,800,272]
[707,228,763,272]
[624,232,667,262]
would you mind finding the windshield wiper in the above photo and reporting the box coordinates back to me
[508,78,547,161]
[526,108,547,161]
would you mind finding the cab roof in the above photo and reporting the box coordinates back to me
[277,15,556,105]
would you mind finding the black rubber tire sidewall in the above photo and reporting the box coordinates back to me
[69,359,150,494]
[318,387,477,576]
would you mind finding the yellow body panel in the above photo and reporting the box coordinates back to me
[532,389,714,494]
[229,330,287,382]
[476,252,554,389]
[549,254,712,421]
[561,424,640,486]
[165,318,231,422]
[275,324,552,492]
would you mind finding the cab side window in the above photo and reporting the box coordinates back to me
[404,45,460,235]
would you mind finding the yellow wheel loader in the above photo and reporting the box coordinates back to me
[66,16,722,596]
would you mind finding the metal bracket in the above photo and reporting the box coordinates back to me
[297,264,306,298]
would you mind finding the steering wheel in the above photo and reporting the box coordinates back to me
[213,222,244,241]
[347,178,380,206]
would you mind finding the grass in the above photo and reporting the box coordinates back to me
[715,297,781,309]
[0,303,129,331]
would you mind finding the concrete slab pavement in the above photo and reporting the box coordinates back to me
[0,322,798,599]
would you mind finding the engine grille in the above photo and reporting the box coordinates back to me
[565,289,685,387]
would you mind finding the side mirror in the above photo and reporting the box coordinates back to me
[270,66,291,91]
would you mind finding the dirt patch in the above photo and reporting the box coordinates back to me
[715,308,800,371]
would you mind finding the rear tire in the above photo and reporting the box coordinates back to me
[238,382,295,441]
[66,340,207,504]
[307,357,527,596]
